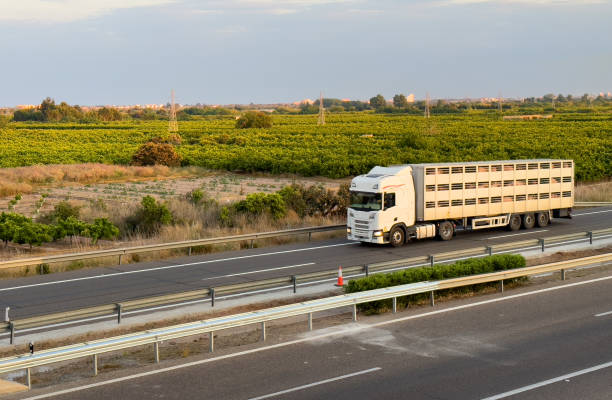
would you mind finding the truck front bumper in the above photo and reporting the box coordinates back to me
[347,230,388,244]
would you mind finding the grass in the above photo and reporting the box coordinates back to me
[0,164,207,197]
[575,180,612,202]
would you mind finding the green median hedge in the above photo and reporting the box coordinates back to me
[345,254,526,313]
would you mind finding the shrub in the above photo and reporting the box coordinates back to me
[47,201,81,222]
[131,142,181,167]
[55,216,86,242]
[186,189,204,204]
[234,192,286,219]
[126,196,173,234]
[82,218,120,244]
[278,183,349,217]
[345,254,526,313]
[11,221,54,249]
[235,111,273,129]
[0,212,32,246]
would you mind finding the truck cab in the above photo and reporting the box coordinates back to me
[346,166,415,245]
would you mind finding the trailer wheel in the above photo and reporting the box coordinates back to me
[536,212,549,227]
[508,214,521,231]
[437,221,454,241]
[522,213,535,229]
[389,227,405,247]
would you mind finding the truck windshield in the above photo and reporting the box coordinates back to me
[350,191,382,211]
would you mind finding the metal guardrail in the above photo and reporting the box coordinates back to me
[0,225,346,270]
[2,227,612,344]
[1,252,611,388]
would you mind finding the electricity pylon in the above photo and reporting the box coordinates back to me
[169,89,178,133]
[317,91,325,125]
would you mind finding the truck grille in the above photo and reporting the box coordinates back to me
[354,219,369,230]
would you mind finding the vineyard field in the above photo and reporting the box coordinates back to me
[1,113,610,181]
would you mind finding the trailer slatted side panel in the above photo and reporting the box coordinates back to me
[412,160,573,222]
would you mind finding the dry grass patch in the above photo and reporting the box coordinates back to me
[575,180,612,202]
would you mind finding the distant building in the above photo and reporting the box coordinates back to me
[293,98,314,106]
[406,94,415,103]
[16,104,36,109]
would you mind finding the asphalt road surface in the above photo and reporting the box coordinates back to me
[0,208,610,318]
[14,266,612,400]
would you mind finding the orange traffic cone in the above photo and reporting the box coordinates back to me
[335,266,344,287]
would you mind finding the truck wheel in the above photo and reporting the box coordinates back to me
[536,212,549,227]
[389,227,405,247]
[437,221,454,241]
[522,213,535,229]
[508,214,521,231]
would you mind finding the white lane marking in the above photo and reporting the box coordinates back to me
[595,310,612,317]
[0,243,355,293]
[19,274,612,400]
[484,230,548,240]
[573,210,612,216]
[201,262,315,281]
[5,242,609,337]
[247,368,382,400]
[480,360,612,400]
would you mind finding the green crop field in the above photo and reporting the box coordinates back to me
[1,112,610,181]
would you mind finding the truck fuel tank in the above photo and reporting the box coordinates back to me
[415,224,436,239]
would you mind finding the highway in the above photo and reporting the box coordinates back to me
[0,208,610,319]
[13,265,612,399]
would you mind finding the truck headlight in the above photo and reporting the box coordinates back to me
[372,230,383,237]
[346,227,352,234]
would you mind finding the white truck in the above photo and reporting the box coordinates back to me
[347,159,574,246]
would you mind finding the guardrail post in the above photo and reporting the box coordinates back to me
[430,255,435,267]
[209,332,214,352]
[116,304,122,324]
[154,342,160,363]
[292,276,297,294]
[430,291,435,307]
[499,280,504,293]
[93,354,98,376]
[26,368,31,389]
[392,297,397,313]
[118,254,123,265]
[486,246,492,257]
[210,289,215,307]
[308,313,313,331]
[364,265,369,277]
[561,269,566,281]
[352,304,357,322]
[308,232,312,241]
[588,231,593,245]
[261,322,266,341]
[9,322,14,345]
[188,247,192,256]
[250,239,254,249]
[539,239,545,252]
[4,307,9,322]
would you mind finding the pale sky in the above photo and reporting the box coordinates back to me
[1,0,611,106]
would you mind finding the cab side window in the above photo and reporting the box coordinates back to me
[384,193,395,210]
